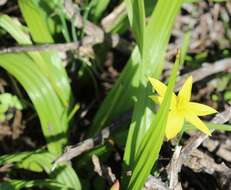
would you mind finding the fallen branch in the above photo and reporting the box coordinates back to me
[0,34,131,55]
[175,58,231,91]
[0,42,79,54]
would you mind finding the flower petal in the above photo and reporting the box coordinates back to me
[148,77,177,108]
[178,76,193,102]
[148,77,167,97]
[185,114,211,135]
[165,111,184,140]
[187,102,217,116]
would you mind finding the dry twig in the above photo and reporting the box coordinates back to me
[0,42,80,54]
[175,58,231,91]
[143,176,169,190]
[101,2,126,32]
[91,154,116,185]
[0,0,131,55]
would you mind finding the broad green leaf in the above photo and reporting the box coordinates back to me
[0,6,80,190]
[0,14,71,106]
[0,54,67,154]
[17,0,71,104]
[0,14,72,147]
[31,0,62,35]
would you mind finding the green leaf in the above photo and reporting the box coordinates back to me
[0,14,71,106]
[0,15,31,45]
[0,54,67,154]
[30,0,63,35]
[18,0,53,43]
[0,6,80,190]
[125,0,145,52]
[0,14,72,154]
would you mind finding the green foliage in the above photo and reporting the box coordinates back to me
[0,0,229,189]
[0,14,70,154]
[18,0,53,43]
[0,150,81,190]
[0,0,80,189]
[90,0,183,188]
[89,47,141,136]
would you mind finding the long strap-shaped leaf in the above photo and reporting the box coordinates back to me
[125,0,145,52]
[18,0,71,105]
[0,54,66,154]
[0,12,71,154]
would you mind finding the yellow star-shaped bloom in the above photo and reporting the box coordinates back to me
[148,76,217,140]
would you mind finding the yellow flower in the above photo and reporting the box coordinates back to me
[148,76,217,140]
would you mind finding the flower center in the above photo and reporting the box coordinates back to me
[175,97,187,114]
